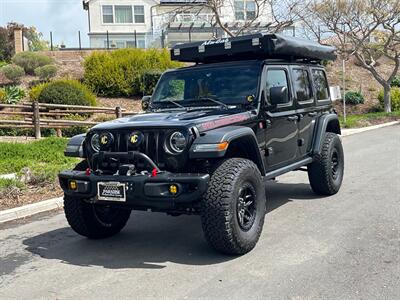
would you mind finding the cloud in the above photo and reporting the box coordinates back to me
[1,0,89,47]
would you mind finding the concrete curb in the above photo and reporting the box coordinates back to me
[341,121,399,137]
[0,120,399,224]
[0,197,63,224]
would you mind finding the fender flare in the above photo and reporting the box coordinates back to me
[312,113,341,155]
[65,134,86,158]
[189,126,265,175]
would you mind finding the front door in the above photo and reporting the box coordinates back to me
[264,67,298,171]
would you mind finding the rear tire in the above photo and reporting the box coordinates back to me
[63,161,131,239]
[201,158,266,255]
[308,132,344,195]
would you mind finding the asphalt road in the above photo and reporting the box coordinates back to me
[0,125,399,299]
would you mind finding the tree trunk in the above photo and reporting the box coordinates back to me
[383,84,392,113]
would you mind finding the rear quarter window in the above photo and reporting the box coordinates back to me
[312,69,329,101]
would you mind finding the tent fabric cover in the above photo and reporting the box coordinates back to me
[170,33,337,63]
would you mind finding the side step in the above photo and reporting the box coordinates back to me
[264,157,313,180]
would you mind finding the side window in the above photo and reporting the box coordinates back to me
[292,69,313,102]
[312,69,329,101]
[266,69,290,105]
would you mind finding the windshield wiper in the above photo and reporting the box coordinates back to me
[162,98,187,110]
[198,97,229,109]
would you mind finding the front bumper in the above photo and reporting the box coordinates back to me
[58,170,210,210]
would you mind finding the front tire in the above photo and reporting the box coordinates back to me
[63,161,131,239]
[201,158,266,255]
[308,132,344,195]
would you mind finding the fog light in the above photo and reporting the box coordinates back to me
[69,180,77,190]
[169,184,178,195]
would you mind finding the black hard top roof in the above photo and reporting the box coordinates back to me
[171,33,336,63]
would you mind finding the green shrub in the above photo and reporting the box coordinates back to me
[1,64,25,82]
[0,89,6,102]
[83,48,181,97]
[391,76,400,88]
[34,64,57,80]
[0,86,26,104]
[29,82,49,101]
[344,91,364,105]
[0,61,8,68]
[38,79,96,106]
[378,87,400,111]
[12,52,54,75]
[140,70,163,95]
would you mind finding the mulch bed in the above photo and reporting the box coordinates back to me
[0,183,62,211]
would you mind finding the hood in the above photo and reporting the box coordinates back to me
[91,108,253,132]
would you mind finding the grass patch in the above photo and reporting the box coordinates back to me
[0,178,25,190]
[340,111,400,128]
[0,137,79,184]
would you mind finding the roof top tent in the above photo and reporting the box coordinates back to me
[170,33,337,64]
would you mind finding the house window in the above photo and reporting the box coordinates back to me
[115,5,133,23]
[234,0,256,21]
[102,5,114,23]
[134,6,145,23]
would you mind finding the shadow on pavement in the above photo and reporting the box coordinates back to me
[23,181,322,269]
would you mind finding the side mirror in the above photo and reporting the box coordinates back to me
[270,86,289,105]
[141,96,151,111]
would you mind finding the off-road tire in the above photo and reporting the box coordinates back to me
[63,161,131,239]
[308,132,344,195]
[201,158,266,255]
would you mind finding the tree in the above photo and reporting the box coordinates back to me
[0,23,49,61]
[303,0,400,113]
[24,26,49,51]
[204,0,304,37]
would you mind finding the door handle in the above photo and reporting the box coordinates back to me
[308,112,318,117]
[287,116,298,121]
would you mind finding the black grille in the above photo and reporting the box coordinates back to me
[87,129,188,172]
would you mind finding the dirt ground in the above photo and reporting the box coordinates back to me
[96,97,142,112]
[0,183,62,211]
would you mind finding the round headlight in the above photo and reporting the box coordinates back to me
[167,131,187,154]
[90,133,100,152]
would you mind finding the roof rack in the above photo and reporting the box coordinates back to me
[170,33,337,63]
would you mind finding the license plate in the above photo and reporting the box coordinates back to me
[97,182,126,202]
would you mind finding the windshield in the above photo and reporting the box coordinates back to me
[152,64,261,107]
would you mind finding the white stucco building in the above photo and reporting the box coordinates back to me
[83,0,272,48]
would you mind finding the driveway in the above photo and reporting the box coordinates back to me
[0,125,399,299]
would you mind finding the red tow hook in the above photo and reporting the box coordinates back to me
[85,168,91,176]
[151,168,158,177]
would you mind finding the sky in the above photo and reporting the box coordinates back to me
[0,0,89,47]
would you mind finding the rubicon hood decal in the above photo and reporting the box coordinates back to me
[197,113,250,131]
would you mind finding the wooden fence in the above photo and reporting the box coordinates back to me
[0,101,139,139]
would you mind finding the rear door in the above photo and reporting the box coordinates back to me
[290,66,318,157]
[264,66,298,171]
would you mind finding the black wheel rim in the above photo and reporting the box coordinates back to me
[237,183,257,231]
[93,205,120,227]
[331,149,340,180]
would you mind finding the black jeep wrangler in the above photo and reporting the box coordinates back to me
[59,33,344,255]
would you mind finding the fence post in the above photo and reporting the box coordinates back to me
[55,109,62,137]
[78,31,82,50]
[115,107,122,118]
[50,31,53,51]
[134,30,137,48]
[106,30,110,49]
[32,101,41,139]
